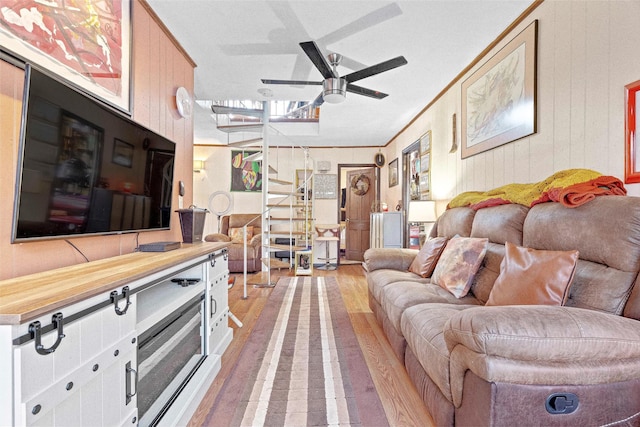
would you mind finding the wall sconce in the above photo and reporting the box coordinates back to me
[193,159,205,173]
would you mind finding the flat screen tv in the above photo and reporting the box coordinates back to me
[12,64,176,242]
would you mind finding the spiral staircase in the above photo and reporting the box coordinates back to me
[210,100,317,286]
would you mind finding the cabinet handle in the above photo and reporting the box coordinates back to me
[29,313,65,355]
[110,286,131,316]
[125,361,138,405]
[210,296,217,317]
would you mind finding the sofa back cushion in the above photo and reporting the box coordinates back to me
[435,207,475,238]
[523,196,640,315]
[467,204,529,303]
[470,204,528,246]
[221,214,262,237]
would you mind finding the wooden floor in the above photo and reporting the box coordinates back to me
[187,264,435,426]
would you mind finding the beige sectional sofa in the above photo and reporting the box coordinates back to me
[364,196,640,426]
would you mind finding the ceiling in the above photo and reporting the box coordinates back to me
[146,1,533,148]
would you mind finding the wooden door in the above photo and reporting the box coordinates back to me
[345,168,376,261]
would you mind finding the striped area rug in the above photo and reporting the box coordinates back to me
[204,276,388,426]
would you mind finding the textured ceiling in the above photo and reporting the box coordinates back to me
[146,1,533,147]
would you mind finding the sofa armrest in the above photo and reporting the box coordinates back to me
[204,233,232,243]
[444,306,640,406]
[250,233,262,248]
[363,248,418,272]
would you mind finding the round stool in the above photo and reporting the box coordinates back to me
[314,224,340,270]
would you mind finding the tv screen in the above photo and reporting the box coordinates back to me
[12,64,176,242]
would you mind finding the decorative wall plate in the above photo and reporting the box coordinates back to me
[176,86,192,118]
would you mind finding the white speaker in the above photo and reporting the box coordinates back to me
[317,160,331,172]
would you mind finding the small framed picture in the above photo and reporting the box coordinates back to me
[389,158,399,187]
[112,138,134,168]
[295,249,313,276]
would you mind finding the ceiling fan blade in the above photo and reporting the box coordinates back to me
[312,92,325,107]
[300,41,335,79]
[344,56,408,83]
[318,3,403,46]
[346,83,388,99]
[261,79,322,86]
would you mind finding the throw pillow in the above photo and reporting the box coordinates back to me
[486,242,579,306]
[229,226,254,244]
[431,236,489,298]
[408,237,448,278]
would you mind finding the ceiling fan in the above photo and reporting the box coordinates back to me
[261,41,407,106]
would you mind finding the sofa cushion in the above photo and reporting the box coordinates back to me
[470,203,528,246]
[401,303,478,403]
[367,269,429,304]
[435,207,475,238]
[486,242,579,306]
[523,197,640,314]
[381,282,481,335]
[432,237,489,298]
[469,243,505,304]
[229,226,253,243]
[408,237,448,278]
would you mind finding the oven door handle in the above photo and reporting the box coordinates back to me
[126,361,138,405]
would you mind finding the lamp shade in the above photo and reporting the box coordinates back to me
[408,200,437,223]
[193,159,205,171]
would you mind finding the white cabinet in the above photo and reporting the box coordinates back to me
[370,212,404,248]
[0,243,231,427]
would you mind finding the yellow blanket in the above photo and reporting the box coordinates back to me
[448,169,626,210]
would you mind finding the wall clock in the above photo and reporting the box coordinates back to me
[374,151,386,168]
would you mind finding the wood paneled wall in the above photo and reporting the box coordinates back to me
[0,0,195,280]
[384,0,640,212]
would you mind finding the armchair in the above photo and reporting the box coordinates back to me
[204,214,262,272]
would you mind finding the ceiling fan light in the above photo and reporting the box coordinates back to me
[323,78,346,104]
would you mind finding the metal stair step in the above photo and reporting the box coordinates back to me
[211,105,264,117]
[269,178,293,185]
[267,204,310,208]
[217,124,263,133]
[268,231,306,236]
[267,243,309,252]
[269,190,297,196]
[263,258,291,269]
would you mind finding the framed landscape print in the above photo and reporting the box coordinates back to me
[461,20,537,159]
[0,0,131,112]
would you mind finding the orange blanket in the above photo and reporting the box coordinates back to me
[448,169,626,210]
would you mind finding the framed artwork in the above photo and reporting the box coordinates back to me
[420,131,431,153]
[420,153,430,173]
[314,174,337,199]
[112,138,133,167]
[389,158,399,187]
[461,20,537,159]
[0,1,131,112]
[625,80,640,183]
[295,249,313,276]
[231,150,262,192]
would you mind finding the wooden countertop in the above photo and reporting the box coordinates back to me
[0,242,231,325]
